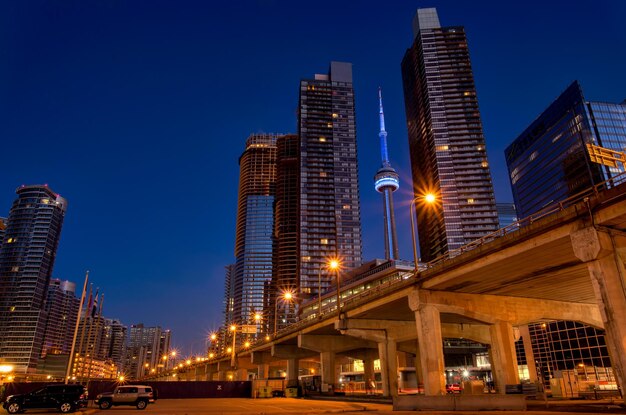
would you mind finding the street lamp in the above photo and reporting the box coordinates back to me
[409,192,437,273]
[230,324,237,367]
[273,291,294,336]
[327,258,341,316]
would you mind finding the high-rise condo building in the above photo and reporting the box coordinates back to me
[298,61,362,300]
[505,81,626,218]
[103,318,127,371]
[0,185,67,373]
[41,279,80,357]
[271,134,299,329]
[125,323,168,379]
[374,88,400,260]
[232,134,278,337]
[401,8,498,262]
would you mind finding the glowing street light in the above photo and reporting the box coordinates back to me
[323,258,343,316]
[273,291,294,336]
[410,192,437,272]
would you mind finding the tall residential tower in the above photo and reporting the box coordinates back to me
[401,8,498,262]
[232,134,278,337]
[298,61,362,291]
[374,88,400,260]
[0,185,67,373]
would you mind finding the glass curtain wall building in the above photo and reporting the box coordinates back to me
[505,81,626,218]
[401,8,498,262]
[298,61,362,305]
[232,134,278,341]
[0,185,67,373]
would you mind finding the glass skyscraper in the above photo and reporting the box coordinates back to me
[232,134,278,338]
[505,81,626,218]
[401,8,498,262]
[0,185,67,373]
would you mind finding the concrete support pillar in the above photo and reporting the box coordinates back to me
[287,358,299,384]
[378,338,398,397]
[216,371,225,381]
[489,320,519,394]
[257,363,269,380]
[519,325,538,382]
[571,227,626,400]
[363,355,375,391]
[414,304,446,396]
[320,351,336,390]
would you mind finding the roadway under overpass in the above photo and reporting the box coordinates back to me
[162,183,626,409]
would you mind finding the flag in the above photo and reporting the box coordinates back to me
[85,287,93,318]
[91,289,99,318]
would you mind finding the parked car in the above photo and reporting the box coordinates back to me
[3,384,87,414]
[94,385,155,410]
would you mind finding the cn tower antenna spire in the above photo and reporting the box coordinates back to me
[378,87,390,166]
[374,87,400,260]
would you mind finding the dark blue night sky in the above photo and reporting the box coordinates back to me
[1,0,625,355]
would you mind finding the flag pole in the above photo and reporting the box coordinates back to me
[83,288,98,382]
[77,283,93,380]
[65,271,89,384]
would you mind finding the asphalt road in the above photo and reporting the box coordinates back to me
[75,397,626,415]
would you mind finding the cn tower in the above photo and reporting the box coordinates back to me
[374,87,400,260]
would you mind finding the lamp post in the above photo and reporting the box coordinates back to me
[273,291,293,336]
[229,324,237,368]
[409,193,437,273]
[327,259,341,316]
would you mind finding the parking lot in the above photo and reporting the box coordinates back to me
[76,397,626,415]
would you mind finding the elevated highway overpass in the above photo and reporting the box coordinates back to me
[161,182,626,408]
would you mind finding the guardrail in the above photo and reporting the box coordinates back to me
[425,170,626,269]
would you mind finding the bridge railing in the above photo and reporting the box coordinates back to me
[425,170,626,269]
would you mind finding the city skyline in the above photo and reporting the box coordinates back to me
[1,1,625,352]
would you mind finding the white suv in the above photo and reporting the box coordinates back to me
[94,385,155,410]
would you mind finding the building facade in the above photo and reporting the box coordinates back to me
[496,203,517,229]
[297,61,362,303]
[401,8,498,262]
[0,185,67,373]
[231,134,278,339]
[125,323,169,379]
[41,279,80,357]
[505,81,626,218]
[271,134,300,331]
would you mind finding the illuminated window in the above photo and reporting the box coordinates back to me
[41,198,50,204]
[436,145,449,151]
[11,266,19,272]
[477,145,484,151]
[332,113,339,119]
[320,239,329,245]
[319,137,326,142]
[327,123,333,128]
[302,256,311,262]
[343,205,351,210]
[463,91,471,96]
[481,161,488,168]
[467,199,475,204]
[529,151,539,162]
[7,238,14,243]
[320,172,327,177]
